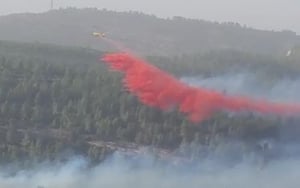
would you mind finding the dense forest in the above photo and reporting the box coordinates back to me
[0,8,299,56]
[0,40,299,167]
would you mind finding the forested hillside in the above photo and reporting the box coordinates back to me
[0,8,299,56]
[0,40,299,166]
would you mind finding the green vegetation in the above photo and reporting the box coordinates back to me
[0,40,299,166]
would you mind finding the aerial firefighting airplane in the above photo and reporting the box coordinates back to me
[92,32,106,38]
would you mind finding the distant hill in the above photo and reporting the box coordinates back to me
[0,8,299,56]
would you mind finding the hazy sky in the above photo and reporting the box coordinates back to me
[0,0,299,34]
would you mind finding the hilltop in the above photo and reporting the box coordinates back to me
[0,8,299,56]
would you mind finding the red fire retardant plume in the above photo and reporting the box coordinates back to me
[102,52,300,123]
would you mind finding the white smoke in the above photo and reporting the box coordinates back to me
[181,72,300,103]
[0,154,300,188]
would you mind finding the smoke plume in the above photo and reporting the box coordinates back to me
[1,154,300,188]
[181,73,300,103]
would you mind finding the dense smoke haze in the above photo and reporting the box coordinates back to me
[1,154,300,188]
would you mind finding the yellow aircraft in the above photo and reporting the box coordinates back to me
[92,32,106,38]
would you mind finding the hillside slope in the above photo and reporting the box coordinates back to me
[0,40,300,165]
[0,8,299,56]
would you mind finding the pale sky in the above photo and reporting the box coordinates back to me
[0,0,299,34]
